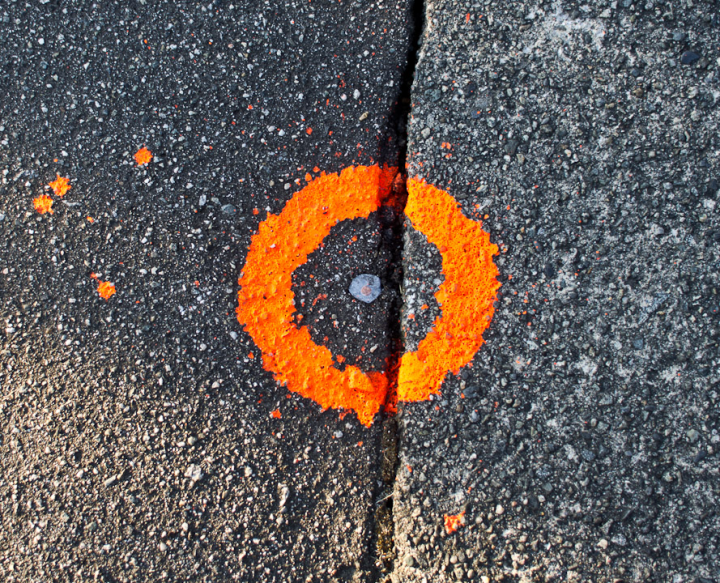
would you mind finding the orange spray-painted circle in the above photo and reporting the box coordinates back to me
[237,165,399,427]
[398,178,500,402]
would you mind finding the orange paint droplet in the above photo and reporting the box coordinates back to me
[33,195,54,215]
[48,174,71,197]
[87,216,94,223]
[248,352,254,360]
[313,166,320,173]
[306,127,313,135]
[97,281,116,300]
[253,208,259,215]
[444,511,466,534]
[398,179,500,402]
[357,441,364,447]
[271,409,282,419]
[305,173,312,182]
[134,146,153,166]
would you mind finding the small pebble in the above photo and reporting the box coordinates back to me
[681,51,700,65]
[349,274,381,303]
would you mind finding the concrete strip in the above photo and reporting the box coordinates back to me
[395,1,719,581]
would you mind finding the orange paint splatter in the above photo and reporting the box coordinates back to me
[306,127,313,135]
[444,510,466,534]
[398,180,500,402]
[97,281,116,300]
[48,174,71,197]
[237,165,399,426]
[33,195,54,214]
[134,146,153,166]
[86,216,95,223]
[271,409,282,419]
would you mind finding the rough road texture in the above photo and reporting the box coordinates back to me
[394,1,720,581]
[0,1,411,581]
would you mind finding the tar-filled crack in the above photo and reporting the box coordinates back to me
[373,0,425,578]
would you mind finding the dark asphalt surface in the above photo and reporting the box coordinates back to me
[394,1,719,581]
[0,1,412,581]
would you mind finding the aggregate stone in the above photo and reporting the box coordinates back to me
[394,0,720,581]
[349,274,383,304]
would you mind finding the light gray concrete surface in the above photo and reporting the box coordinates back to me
[394,1,720,581]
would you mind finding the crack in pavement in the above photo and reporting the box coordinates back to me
[373,0,426,577]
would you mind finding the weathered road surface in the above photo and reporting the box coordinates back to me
[0,1,412,581]
[2,0,720,582]
[393,1,719,582]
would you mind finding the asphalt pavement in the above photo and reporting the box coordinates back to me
[0,1,412,581]
[1,0,719,582]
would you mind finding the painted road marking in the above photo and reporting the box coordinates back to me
[237,167,500,425]
[398,179,500,402]
[236,165,400,426]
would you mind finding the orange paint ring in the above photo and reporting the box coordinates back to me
[397,178,500,402]
[237,167,499,425]
[237,165,399,426]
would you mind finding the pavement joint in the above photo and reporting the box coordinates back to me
[374,0,426,579]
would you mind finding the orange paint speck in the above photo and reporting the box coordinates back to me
[398,180,500,402]
[444,511,466,534]
[87,216,94,223]
[33,195,54,214]
[97,281,116,300]
[48,174,71,197]
[306,127,313,135]
[134,146,153,166]
[271,409,282,419]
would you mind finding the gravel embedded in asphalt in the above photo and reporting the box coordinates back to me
[0,1,413,581]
